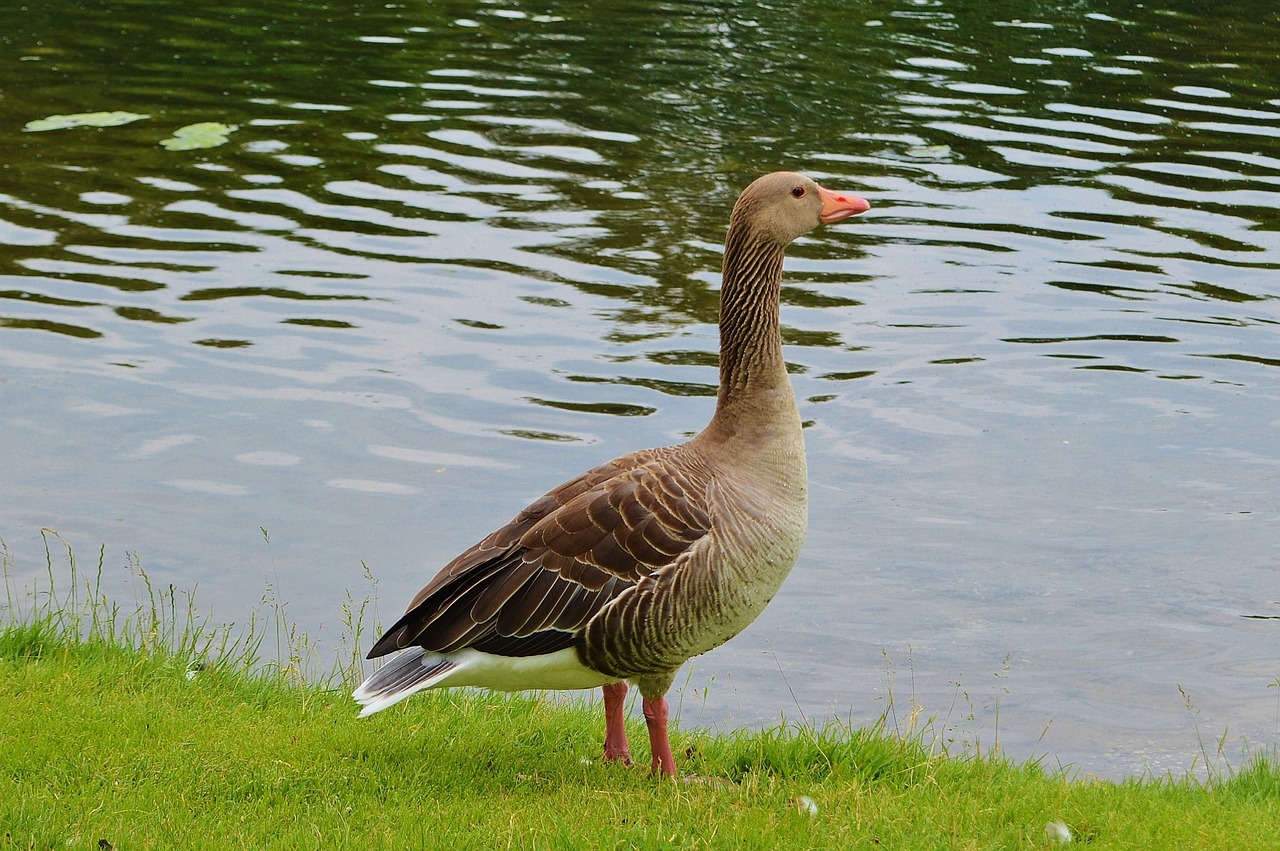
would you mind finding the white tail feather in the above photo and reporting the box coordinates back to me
[352,647,457,717]
[352,646,615,718]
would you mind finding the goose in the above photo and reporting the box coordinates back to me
[353,171,870,776]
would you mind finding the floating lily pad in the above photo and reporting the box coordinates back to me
[24,111,149,132]
[160,122,239,151]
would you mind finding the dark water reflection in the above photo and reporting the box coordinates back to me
[2,0,1278,777]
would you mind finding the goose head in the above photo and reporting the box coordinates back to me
[728,171,870,247]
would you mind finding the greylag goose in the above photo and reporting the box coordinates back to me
[354,171,869,776]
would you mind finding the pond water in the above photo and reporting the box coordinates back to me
[2,0,1277,778]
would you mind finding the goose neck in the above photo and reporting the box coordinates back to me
[706,226,794,440]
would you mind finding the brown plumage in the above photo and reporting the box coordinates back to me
[354,171,869,776]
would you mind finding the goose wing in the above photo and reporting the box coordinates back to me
[366,446,713,660]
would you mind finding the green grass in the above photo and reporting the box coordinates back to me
[3,533,1279,849]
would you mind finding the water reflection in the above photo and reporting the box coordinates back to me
[1,0,1277,778]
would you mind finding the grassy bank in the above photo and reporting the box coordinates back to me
[3,535,1279,849]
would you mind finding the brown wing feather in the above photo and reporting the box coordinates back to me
[365,446,714,662]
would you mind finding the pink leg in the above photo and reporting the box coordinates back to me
[601,682,632,765]
[642,694,677,777]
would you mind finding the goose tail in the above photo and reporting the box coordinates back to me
[352,647,457,717]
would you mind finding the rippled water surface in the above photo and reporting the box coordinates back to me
[3,0,1278,777]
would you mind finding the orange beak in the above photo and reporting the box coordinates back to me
[818,185,871,223]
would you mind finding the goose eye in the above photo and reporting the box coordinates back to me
[791,185,806,198]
